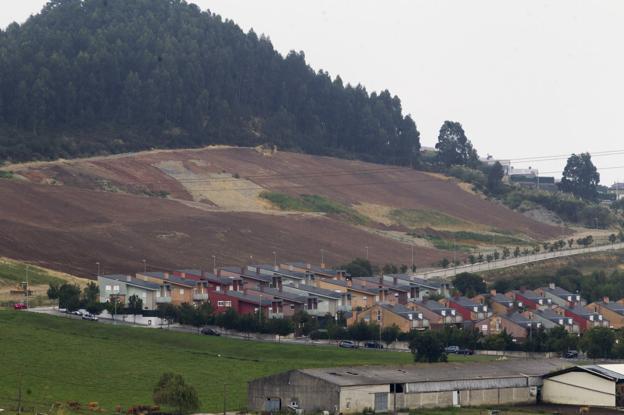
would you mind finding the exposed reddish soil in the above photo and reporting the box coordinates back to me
[12,147,563,240]
[0,181,447,277]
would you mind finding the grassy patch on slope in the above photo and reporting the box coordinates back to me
[261,192,368,224]
[389,208,467,228]
[0,311,491,413]
[0,258,65,287]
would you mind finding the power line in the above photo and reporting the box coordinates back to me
[508,149,624,163]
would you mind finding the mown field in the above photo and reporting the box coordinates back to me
[0,311,493,414]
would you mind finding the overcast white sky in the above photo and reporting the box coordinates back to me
[2,1,624,184]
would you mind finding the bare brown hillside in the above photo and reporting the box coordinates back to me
[0,180,446,277]
[0,147,564,276]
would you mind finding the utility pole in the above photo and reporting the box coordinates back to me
[320,249,325,268]
[96,261,100,277]
[273,251,277,268]
[142,259,147,273]
[212,255,216,274]
[223,384,227,415]
[365,246,369,260]
[411,244,414,274]
[25,265,29,309]
[16,370,23,415]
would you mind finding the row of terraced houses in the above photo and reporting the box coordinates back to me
[97,262,621,340]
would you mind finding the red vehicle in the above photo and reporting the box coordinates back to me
[13,303,27,310]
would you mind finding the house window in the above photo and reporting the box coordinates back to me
[141,292,146,298]
[218,301,224,307]
[156,292,161,298]
[290,304,295,310]
[180,288,185,295]
[216,286,221,292]
[481,324,488,331]
[225,301,232,307]
[362,296,367,300]
[113,285,120,292]
[105,285,111,292]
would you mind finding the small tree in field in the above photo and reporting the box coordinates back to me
[409,331,447,363]
[381,324,401,347]
[153,373,200,415]
[128,294,143,323]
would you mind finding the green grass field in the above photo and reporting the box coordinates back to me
[0,259,65,287]
[0,311,490,413]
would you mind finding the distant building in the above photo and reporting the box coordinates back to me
[98,274,159,310]
[348,303,429,332]
[611,183,624,200]
[248,360,571,413]
[543,364,624,407]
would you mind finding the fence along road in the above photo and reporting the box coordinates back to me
[420,242,624,280]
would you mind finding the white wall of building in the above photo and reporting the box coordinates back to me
[542,371,615,407]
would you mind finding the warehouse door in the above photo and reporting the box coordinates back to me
[452,390,460,407]
[265,397,281,412]
[374,393,388,412]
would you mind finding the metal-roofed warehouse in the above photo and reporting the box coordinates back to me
[542,364,624,408]
[248,359,572,414]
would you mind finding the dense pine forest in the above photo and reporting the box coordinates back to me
[0,0,420,164]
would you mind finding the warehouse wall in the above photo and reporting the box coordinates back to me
[340,385,389,413]
[401,387,534,409]
[248,371,340,413]
[542,372,615,407]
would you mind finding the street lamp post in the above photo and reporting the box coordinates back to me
[142,259,147,273]
[321,249,325,267]
[365,246,369,260]
[212,255,216,273]
[273,251,277,268]
[96,261,100,277]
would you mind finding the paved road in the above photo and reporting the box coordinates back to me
[421,242,624,279]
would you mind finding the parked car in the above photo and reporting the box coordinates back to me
[72,310,84,316]
[364,341,384,349]
[444,345,474,355]
[58,308,67,313]
[200,327,221,336]
[338,340,358,349]
[82,313,98,321]
[564,350,579,359]
[13,303,27,310]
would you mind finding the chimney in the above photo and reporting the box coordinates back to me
[490,289,497,296]
[217,269,221,277]
[548,282,555,290]
[393,276,398,286]
[126,275,132,282]
[256,266,260,275]
[347,279,352,287]
[274,264,279,271]
[604,296,610,304]
[240,266,245,274]
[306,263,311,270]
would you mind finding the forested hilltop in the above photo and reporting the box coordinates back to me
[0,0,420,164]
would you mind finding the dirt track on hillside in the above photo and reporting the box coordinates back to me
[0,181,448,277]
